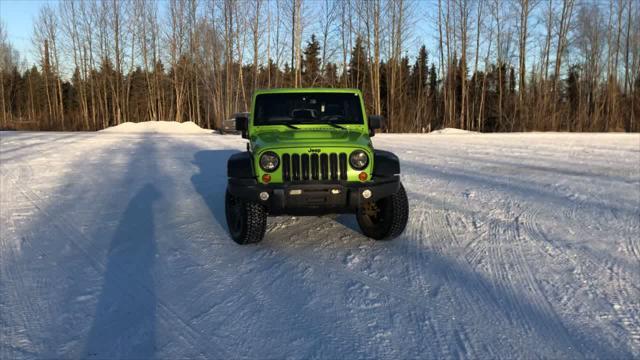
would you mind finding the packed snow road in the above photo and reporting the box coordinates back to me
[1,127,639,359]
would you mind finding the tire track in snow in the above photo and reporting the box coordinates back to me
[627,235,640,264]
[416,189,574,357]
[409,205,488,358]
[590,192,640,266]
[262,215,461,356]
[267,203,501,357]
[265,217,414,356]
[401,207,461,359]
[377,134,639,356]
[524,214,640,357]
[532,179,640,354]
[510,207,581,351]
[2,168,234,359]
[403,177,518,356]
[480,203,579,357]
[0,199,49,357]
[422,135,638,356]
[605,264,640,355]
[266,218,432,307]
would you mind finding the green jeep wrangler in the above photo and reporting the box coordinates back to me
[225,88,408,244]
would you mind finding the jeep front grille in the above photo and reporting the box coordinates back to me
[282,152,348,181]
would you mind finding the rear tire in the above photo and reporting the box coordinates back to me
[356,183,409,240]
[225,189,267,244]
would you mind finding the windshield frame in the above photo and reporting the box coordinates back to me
[252,92,365,127]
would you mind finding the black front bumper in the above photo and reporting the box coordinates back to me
[227,176,401,216]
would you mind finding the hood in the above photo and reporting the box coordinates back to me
[252,128,371,151]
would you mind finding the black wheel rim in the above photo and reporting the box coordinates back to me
[362,198,388,226]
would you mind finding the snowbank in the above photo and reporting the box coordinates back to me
[429,127,477,135]
[99,121,213,134]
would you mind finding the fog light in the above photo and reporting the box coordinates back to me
[259,191,270,201]
[362,189,372,199]
[331,188,341,195]
[262,174,271,183]
[289,189,302,195]
[358,172,368,181]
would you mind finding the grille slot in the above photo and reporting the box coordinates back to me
[282,154,290,180]
[329,153,338,180]
[311,154,319,180]
[320,154,328,180]
[291,154,300,180]
[281,151,347,181]
[301,154,310,180]
[339,153,348,180]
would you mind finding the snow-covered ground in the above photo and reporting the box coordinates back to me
[1,126,639,359]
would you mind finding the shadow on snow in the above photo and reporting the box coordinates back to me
[83,184,161,359]
[190,149,241,235]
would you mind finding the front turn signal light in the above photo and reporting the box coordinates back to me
[262,174,271,183]
[358,172,368,181]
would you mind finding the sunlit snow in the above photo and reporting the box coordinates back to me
[1,123,639,358]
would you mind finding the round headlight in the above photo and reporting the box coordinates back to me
[259,151,279,172]
[349,150,369,170]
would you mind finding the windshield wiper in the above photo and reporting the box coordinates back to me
[277,121,346,129]
[327,122,347,130]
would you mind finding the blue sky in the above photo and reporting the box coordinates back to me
[2,0,553,74]
[2,0,438,70]
[1,0,58,65]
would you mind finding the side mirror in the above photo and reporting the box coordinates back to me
[234,113,249,138]
[368,115,384,136]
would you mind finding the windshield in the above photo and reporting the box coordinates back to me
[253,92,364,126]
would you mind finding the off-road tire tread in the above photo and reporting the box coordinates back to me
[225,190,267,244]
[383,183,409,240]
[241,201,267,244]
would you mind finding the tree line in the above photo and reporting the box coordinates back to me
[0,0,638,132]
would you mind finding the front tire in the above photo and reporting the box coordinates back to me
[225,189,267,244]
[356,183,409,240]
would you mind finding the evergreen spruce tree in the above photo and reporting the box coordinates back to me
[349,36,368,90]
[302,34,321,87]
[411,45,428,94]
[566,65,580,117]
[428,63,438,96]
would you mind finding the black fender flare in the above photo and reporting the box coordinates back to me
[227,152,255,178]
[373,149,400,177]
